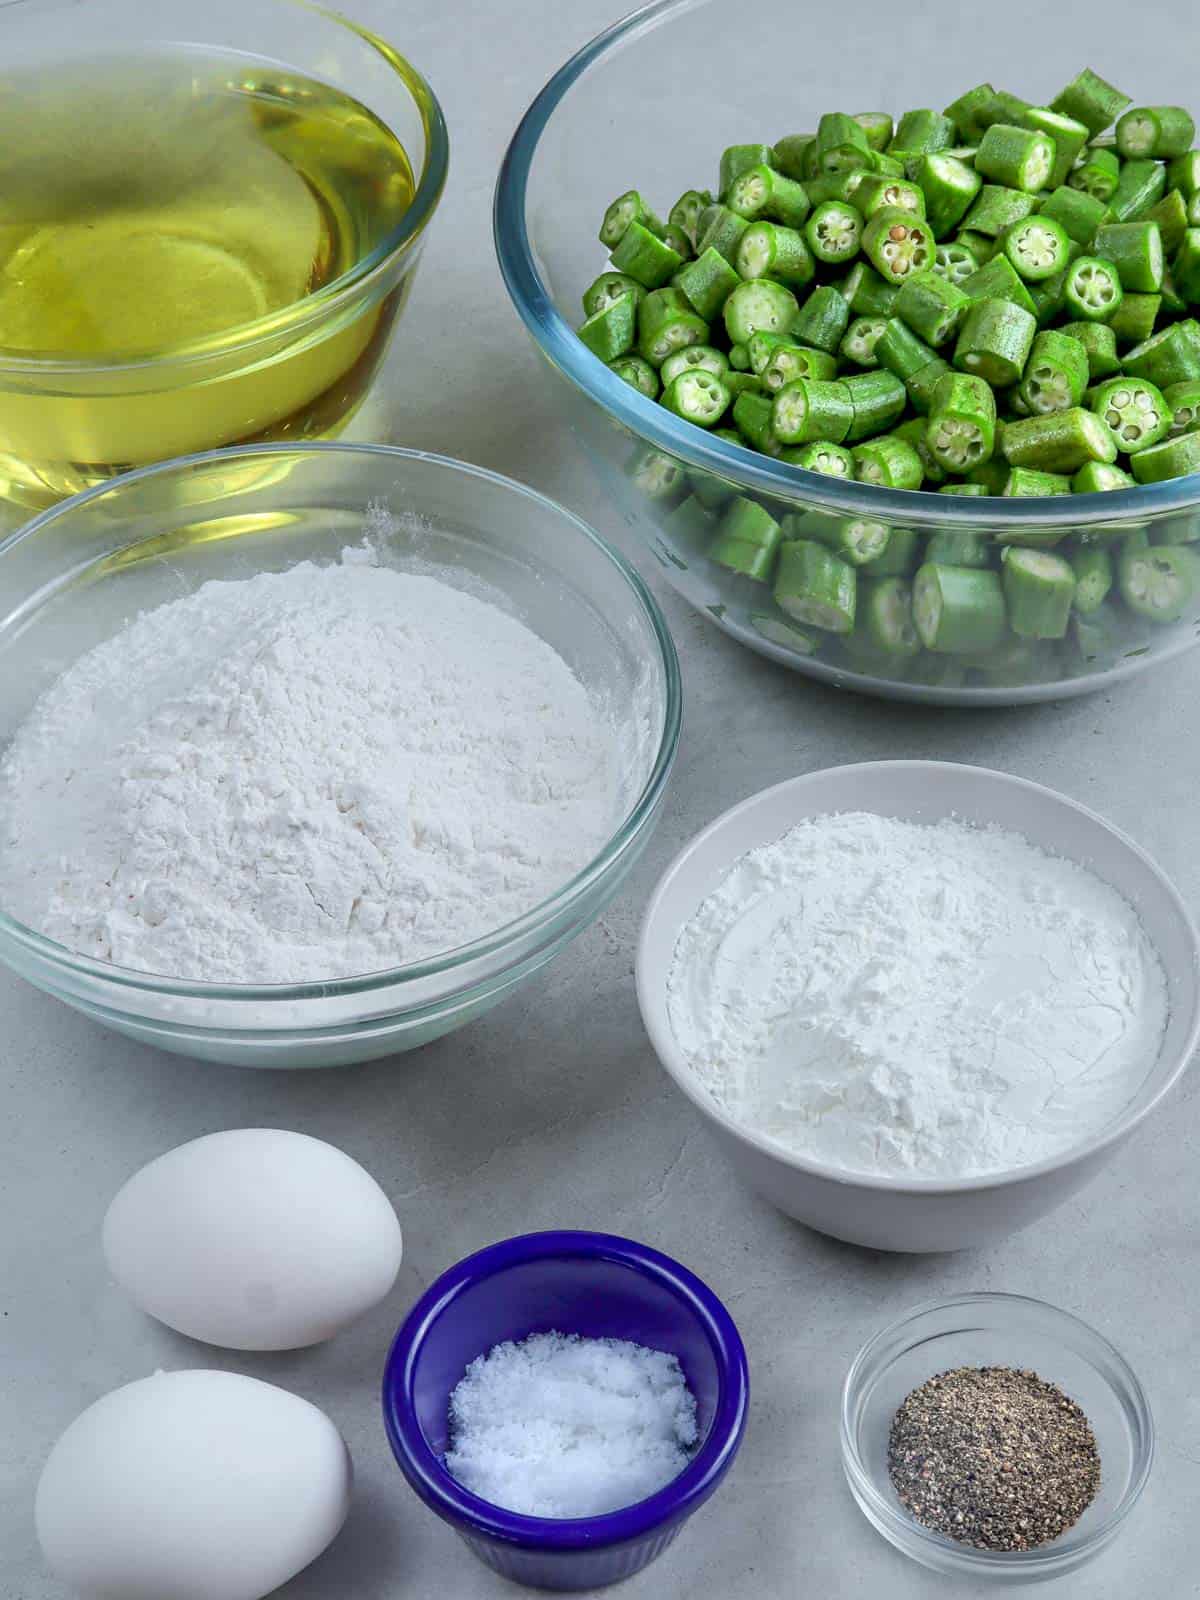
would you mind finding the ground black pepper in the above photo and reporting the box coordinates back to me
[887,1365,1101,1552]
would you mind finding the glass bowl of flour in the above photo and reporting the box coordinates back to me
[0,443,680,1066]
[636,761,1200,1252]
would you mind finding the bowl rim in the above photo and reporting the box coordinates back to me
[492,0,1200,524]
[0,440,682,1001]
[839,1290,1155,1574]
[0,0,450,374]
[380,1229,750,1550]
[635,758,1200,1195]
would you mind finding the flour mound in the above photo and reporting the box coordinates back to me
[0,556,616,983]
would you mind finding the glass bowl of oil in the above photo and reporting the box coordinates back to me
[0,0,448,508]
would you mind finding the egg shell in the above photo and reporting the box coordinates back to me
[102,1128,402,1351]
[35,1369,352,1600]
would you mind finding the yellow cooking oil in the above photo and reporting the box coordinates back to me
[0,49,419,504]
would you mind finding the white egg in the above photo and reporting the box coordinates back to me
[102,1128,403,1351]
[36,1369,352,1600]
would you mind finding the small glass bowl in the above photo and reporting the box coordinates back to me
[841,1293,1154,1584]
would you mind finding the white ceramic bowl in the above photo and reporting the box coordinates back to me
[636,762,1200,1252]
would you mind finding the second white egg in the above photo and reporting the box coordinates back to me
[103,1128,403,1350]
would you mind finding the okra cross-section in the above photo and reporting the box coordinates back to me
[925,371,997,472]
[662,369,731,427]
[863,206,934,281]
[1018,329,1090,414]
[1089,378,1171,453]
[771,378,854,444]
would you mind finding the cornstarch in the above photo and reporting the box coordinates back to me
[666,811,1169,1178]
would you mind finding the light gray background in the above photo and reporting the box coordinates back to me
[4,3,1199,1596]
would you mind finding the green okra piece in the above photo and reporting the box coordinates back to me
[579,292,638,361]
[805,170,868,206]
[723,371,765,401]
[709,496,782,580]
[934,239,981,285]
[723,278,799,346]
[696,204,750,265]
[805,200,864,264]
[1002,546,1076,637]
[662,368,730,427]
[1059,320,1121,379]
[1090,375,1171,453]
[771,377,854,444]
[583,272,646,318]
[668,189,713,246]
[977,89,1034,129]
[638,288,709,365]
[792,284,851,353]
[1168,151,1200,198]
[732,391,783,455]
[749,610,820,653]
[962,184,1039,238]
[1050,69,1132,137]
[1110,159,1167,222]
[608,354,660,398]
[1037,186,1110,248]
[661,345,729,384]
[1129,429,1200,485]
[842,369,907,442]
[599,190,664,249]
[925,369,997,472]
[1142,190,1190,256]
[785,440,857,477]
[1071,461,1136,492]
[1123,319,1200,386]
[875,316,938,382]
[1107,291,1161,344]
[661,223,693,260]
[861,526,921,576]
[895,272,972,346]
[861,205,935,282]
[954,296,1037,386]
[1069,545,1114,610]
[627,446,686,503]
[1068,601,1123,664]
[893,417,947,483]
[1093,221,1165,291]
[1117,541,1200,618]
[853,433,924,489]
[758,340,839,390]
[843,261,901,317]
[728,343,751,371]
[719,143,775,196]
[858,576,921,653]
[1163,378,1200,436]
[1160,264,1187,314]
[771,134,816,181]
[944,83,997,143]
[610,221,683,288]
[1062,255,1123,321]
[955,228,998,264]
[1173,227,1200,302]
[832,518,893,565]
[891,108,956,155]
[960,253,1038,317]
[814,111,876,175]
[1069,144,1121,202]
[854,112,895,151]
[906,357,953,414]
[735,220,815,287]
[925,529,992,565]
[913,562,1007,652]
[727,164,812,228]
[1002,466,1072,495]
[1116,105,1196,161]
[674,247,741,321]
[660,493,716,551]
[840,315,890,368]
[914,153,982,238]
[1002,406,1118,472]
[966,459,1010,493]
[852,174,925,220]
[1018,329,1091,414]
[975,123,1056,192]
[1018,107,1090,189]
[1028,267,1072,328]
[774,539,857,632]
[688,443,742,511]
[1003,214,1072,282]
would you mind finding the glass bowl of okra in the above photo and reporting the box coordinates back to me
[495,0,1200,702]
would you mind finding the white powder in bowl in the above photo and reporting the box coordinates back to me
[0,551,618,984]
[445,1331,698,1519]
[666,811,1170,1179]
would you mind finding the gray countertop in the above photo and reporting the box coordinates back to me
[4,3,1199,1596]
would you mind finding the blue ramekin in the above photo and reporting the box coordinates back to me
[381,1231,750,1591]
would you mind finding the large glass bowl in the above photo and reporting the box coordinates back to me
[0,444,680,1068]
[494,0,1200,705]
[0,0,448,508]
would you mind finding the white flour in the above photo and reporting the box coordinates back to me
[667,812,1169,1178]
[0,552,617,983]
